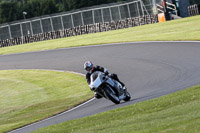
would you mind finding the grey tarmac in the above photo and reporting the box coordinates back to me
[0,41,200,133]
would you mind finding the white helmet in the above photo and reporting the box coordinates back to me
[84,61,94,71]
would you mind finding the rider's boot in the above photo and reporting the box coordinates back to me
[95,92,102,99]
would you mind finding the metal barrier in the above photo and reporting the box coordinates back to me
[156,2,177,15]
[0,14,158,48]
[188,4,199,16]
[0,0,155,41]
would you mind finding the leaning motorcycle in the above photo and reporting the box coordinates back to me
[89,71,131,104]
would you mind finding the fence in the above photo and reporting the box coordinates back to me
[188,4,199,16]
[0,0,159,48]
[0,14,158,47]
[0,0,157,41]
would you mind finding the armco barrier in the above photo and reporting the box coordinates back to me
[0,15,158,48]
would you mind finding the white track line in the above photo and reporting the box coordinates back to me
[4,41,200,132]
[4,69,95,133]
[9,97,96,133]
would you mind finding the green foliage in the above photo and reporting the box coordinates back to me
[0,1,19,23]
[0,0,126,24]
[190,0,200,5]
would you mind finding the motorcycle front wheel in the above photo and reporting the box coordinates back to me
[104,86,120,104]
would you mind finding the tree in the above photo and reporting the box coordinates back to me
[0,1,19,23]
[0,0,128,24]
[190,0,200,5]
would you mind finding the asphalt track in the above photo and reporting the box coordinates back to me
[1,41,200,133]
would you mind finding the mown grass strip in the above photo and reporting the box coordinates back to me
[0,15,200,55]
[32,85,200,133]
[0,70,93,133]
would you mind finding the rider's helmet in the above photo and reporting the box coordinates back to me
[84,61,94,71]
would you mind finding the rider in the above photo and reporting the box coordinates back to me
[84,61,126,99]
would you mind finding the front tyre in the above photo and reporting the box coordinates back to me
[104,86,120,104]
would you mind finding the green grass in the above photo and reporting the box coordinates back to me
[0,70,93,133]
[1,16,200,133]
[32,85,200,133]
[0,15,200,55]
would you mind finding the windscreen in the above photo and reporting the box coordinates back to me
[91,72,99,82]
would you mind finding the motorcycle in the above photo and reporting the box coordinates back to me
[89,71,131,104]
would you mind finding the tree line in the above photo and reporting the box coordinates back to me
[0,0,126,24]
[0,0,198,24]
[190,0,200,5]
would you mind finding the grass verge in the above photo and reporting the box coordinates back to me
[0,70,93,133]
[0,15,200,55]
[32,85,200,133]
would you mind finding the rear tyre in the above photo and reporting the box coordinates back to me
[124,91,131,101]
[104,86,120,104]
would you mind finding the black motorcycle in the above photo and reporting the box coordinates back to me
[89,71,131,104]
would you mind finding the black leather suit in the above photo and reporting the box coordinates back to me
[85,65,125,87]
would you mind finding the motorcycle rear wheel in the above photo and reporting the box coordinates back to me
[123,91,131,101]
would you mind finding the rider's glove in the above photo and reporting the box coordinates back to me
[105,71,109,75]
[108,73,112,77]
